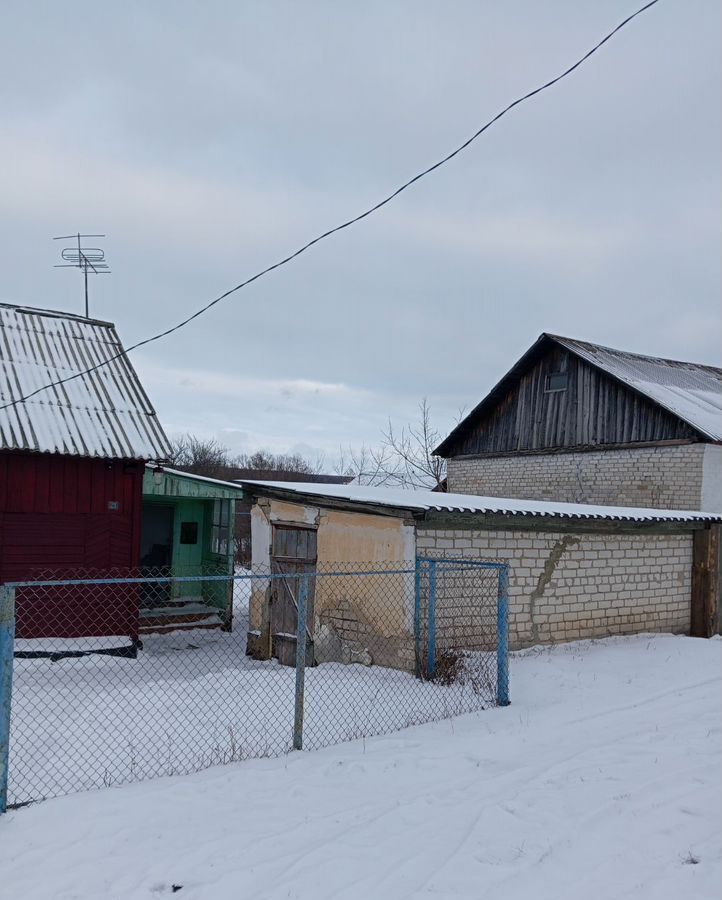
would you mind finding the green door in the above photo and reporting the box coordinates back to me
[172,499,205,598]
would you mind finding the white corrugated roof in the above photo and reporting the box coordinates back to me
[242,481,722,523]
[553,336,722,441]
[0,304,170,460]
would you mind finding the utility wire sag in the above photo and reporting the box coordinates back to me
[1,0,661,413]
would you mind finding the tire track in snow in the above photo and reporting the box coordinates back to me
[308,683,720,899]
[239,682,713,891]
[395,685,720,898]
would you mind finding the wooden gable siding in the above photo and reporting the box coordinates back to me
[451,346,697,456]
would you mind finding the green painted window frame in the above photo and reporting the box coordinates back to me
[211,499,230,555]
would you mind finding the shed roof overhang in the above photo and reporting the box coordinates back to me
[143,466,246,501]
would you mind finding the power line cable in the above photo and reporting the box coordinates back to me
[2,0,660,413]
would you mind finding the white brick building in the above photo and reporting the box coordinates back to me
[416,527,692,646]
[435,334,722,512]
[241,482,721,662]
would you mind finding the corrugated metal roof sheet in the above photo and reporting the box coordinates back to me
[241,481,722,523]
[149,466,246,493]
[0,303,170,460]
[551,335,722,441]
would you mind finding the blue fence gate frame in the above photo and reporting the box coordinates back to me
[414,557,510,707]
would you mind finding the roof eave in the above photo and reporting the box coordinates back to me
[151,465,246,494]
[241,484,719,529]
[434,332,553,457]
[420,507,715,531]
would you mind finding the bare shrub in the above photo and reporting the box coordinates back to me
[428,649,495,699]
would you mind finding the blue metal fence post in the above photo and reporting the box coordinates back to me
[427,560,437,679]
[414,558,423,678]
[293,574,309,751]
[0,585,16,814]
[496,565,510,706]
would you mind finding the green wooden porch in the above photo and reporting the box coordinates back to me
[140,467,245,635]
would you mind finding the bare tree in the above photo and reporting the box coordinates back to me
[382,398,446,489]
[167,435,327,484]
[336,400,448,490]
[167,435,231,479]
[235,450,324,476]
[335,444,400,486]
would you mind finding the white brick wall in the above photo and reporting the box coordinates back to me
[416,526,693,648]
[447,443,706,510]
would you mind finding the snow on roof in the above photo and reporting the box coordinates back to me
[0,303,170,460]
[151,466,245,492]
[551,335,722,441]
[241,481,722,523]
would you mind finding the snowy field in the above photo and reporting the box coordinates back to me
[2,633,720,900]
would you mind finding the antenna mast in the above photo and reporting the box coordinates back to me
[53,233,111,318]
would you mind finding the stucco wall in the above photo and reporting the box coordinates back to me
[701,445,722,512]
[447,443,706,510]
[249,499,416,669]
[416,526,693,648]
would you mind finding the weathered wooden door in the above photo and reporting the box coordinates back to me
[270,524,317,666]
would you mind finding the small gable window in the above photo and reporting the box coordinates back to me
[544,372,568,393]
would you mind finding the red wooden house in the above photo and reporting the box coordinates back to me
[0,303,170,641]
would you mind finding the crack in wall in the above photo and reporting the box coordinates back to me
[529,535,580,641]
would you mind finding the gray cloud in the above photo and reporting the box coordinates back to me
[1,1,719,458]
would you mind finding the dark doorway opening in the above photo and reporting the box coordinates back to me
[140,505,174,606]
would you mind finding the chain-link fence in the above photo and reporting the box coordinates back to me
[0,558,508,809]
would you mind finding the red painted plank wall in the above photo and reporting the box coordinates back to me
[0,452,144,639]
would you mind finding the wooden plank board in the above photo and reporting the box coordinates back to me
[691,525,720,638]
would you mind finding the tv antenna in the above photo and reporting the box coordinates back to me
[53,233,111,318]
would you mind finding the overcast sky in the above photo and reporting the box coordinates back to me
[1,1,720,463]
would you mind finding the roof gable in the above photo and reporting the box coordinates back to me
[436,333,722,456]
[551,335,722,441]
[0,304,170,460]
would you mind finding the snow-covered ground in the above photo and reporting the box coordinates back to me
[2,634,720,900]
[9,587,493,804]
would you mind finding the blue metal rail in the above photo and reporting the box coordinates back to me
[5,568,418,590]
[0,585,15,814]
